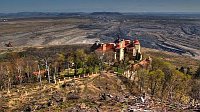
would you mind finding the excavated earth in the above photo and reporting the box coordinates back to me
[0,15,200,59]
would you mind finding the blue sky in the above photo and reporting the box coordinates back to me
[0,0,200,13]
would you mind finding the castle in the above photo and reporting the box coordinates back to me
[91,38,142,61]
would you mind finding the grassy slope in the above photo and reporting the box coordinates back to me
[0,73,130,112]
[142,47,200,71]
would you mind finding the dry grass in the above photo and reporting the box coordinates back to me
[0,73,130,111]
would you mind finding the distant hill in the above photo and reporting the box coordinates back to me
[90,12,123,16]
[0,12,87,18]
[0,12,124,19]
[1,12,200,19]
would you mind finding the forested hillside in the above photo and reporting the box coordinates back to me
[0,45,199,111]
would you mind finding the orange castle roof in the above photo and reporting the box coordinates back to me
[95,39,140,52]
[134,40,140,45]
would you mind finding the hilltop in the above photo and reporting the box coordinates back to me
[0,72,195,112]
[0,44,200,111]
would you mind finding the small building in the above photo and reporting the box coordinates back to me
[91,38,142,61]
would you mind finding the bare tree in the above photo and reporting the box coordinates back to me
[38,64,42,86]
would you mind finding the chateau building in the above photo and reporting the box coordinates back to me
[91,38,142,61]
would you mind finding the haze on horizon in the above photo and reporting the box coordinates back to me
[0,0,200,13]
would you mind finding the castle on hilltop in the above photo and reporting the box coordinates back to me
[91,38,142,61]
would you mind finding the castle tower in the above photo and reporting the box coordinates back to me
[134,40,141,53]
[119,40,125,61]
[134,40,142,61]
